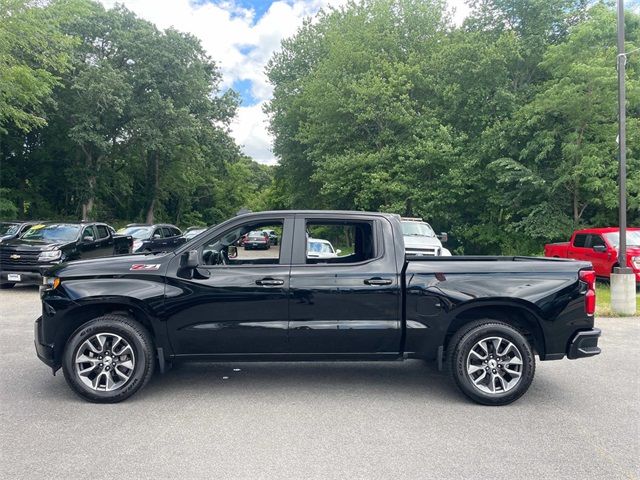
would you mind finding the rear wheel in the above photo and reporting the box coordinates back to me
[447,320,535,406]
[62,315,155,403]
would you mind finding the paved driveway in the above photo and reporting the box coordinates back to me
[1,286,638,479]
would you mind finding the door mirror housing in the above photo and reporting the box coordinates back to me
[153,233,162,239]
[83,235,94,243]
[438,232,448,243]
[592,245,607,253]
[228,246,238,259]
[335,249,342,255]
[183,249,200,268]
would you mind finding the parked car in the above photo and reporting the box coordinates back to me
[117,224,185,253]
[401,217,451,256]
[183,226,208,240]
[0,221,41,243]
[35,210,600,405]
[243,230,270,250]
[263,229,279,245]
[545,227,640,283]
[0,222,132,288]
[307,238,340,259]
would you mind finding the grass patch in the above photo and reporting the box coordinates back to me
[595,282,640,317]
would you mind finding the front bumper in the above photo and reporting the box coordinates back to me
[0,269,44,285]
[567,328,602,359]
[34,316,57,369]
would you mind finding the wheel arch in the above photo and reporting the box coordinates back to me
[443,303,546,359]
[53,299,165,363]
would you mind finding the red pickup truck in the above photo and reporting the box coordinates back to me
[545,227,640,282]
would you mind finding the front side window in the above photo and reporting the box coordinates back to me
[22,224,81,242]
[83,226,96,241]
[305,221,375,264]
[200,221,284,266]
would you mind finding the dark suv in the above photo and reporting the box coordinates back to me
[117,224,185,253]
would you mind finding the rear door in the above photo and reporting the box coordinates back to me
[287,214,402,356]
[567,233,589,261]
[94,224,113,257]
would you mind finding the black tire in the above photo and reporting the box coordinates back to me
[447,320,535,406]
[62,315,155,403]
[0,283,15,289]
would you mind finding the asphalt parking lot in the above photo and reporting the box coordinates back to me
[0,286,638,480]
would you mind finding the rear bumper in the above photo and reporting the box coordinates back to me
[567,328,602,359]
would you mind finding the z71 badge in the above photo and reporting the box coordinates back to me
[129,264,161,271]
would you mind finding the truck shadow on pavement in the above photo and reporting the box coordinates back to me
[139,360,469,404]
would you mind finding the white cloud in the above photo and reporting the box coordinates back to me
[99,0,469,164]
[231,101,275,164]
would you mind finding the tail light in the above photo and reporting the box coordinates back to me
[579,269,596,316]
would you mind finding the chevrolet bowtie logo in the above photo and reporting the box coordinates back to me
[10,254,20,260]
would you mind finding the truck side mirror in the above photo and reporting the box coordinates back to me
[83,235,94,243]
[438,232,448,243]
[592,245,607,253]
[228,246,238,258]
[183,249,199,268]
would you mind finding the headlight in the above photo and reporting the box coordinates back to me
[42,276,61,289]
[38,250,62,262]
[633,256,640,269]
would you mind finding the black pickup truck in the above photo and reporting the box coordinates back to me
[0,222,132,288]
[35,211,601,405]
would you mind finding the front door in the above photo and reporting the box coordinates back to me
[288,214,402,356]
[164,215,293,356]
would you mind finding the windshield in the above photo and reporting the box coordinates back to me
[118,226,153,240]
[22,224,80,242]
[603,231,640,248]
[0,223,19,236]
[402,222,435,237]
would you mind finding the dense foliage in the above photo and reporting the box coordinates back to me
[0,0,272,226]
[1,0,638,253]
[266,0,640,254]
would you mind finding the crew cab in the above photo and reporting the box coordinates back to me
[35,211,600,405]
[0,222,132,288]
[545,227,640,283]
[117,223,185,253]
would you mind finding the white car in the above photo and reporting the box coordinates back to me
[401,218,451,256]
[307,238,341,259]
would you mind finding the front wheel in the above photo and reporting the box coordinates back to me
[448,320,535,406]
[62,315,155,403]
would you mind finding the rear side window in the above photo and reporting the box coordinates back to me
[573,234,587,248]
[305,221,375,264]
[162,227,174,238]
[96,225,109,239]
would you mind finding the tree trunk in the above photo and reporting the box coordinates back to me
[145,153,159,224]
[81,175,96,221]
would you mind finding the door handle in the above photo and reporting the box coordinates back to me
[256,278,284,286]
[364,278,392,286]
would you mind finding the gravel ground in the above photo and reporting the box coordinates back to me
[0,286,638,480]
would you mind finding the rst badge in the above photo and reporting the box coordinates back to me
[129,264,161,271]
